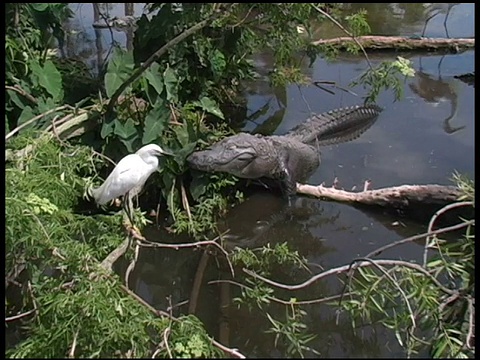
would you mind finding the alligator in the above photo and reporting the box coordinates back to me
[187,104,383,194]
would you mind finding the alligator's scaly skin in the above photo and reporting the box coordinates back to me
[187,105,383,194]
[285,105,383,144]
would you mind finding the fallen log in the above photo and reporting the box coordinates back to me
[296,182,462,209]
[313,35,474,52]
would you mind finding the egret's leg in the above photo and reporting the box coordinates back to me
[123,192,135,228]
[444,6,452,38]
[421,11,437,37]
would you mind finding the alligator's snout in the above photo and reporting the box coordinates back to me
[187,151,213,171]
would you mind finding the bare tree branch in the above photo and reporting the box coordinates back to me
[243,259,457,295]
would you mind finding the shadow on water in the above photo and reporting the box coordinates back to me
[65,3,474,358]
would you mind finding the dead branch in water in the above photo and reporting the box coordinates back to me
[312,35,474,52]
[296,181,462,208]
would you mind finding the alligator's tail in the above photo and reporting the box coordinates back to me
[286,104,383,145]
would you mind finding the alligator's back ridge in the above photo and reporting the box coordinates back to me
[286,104,383,144]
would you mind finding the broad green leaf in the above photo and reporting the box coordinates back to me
[189,173,209,200]
[7,90,27,110]
[163,66,179,103]
[105,48,135,97]
[30,59,64,101]
[142,100,170,144]
[100,120,115,139]
[17,106,35,127]
[173,142,197,166]
[36,98,58,130]
[192,97,224,119]
[173,124,190,148]
[119,134,138,153]
[144,62,164,95]
[114,118,137,139]
[36,97,56,114]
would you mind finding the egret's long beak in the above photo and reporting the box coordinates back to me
[158,148,174,156]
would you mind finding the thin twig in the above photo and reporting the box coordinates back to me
[5,280,41,323]
[365,219,474,259]
[68,329,79,358]
[5,308,37,322]
[465,296,475,349]
[138,231,234,277]
[243,259,457,295]
[422,201,473,268]
[208,279,351,306]
[162,327,172,358]
[229,4,255,29]
[5,84,38,104]
[6,105,72,141]
[210,339,246,359]
[311,4,372,69]
[91,149,117,167]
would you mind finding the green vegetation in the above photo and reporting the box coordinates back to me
[336,176,474,358]
[5,2,473,359]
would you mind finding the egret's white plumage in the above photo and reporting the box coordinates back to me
[91,144,170,205]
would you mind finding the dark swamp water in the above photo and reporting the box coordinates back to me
[65,4,474,358]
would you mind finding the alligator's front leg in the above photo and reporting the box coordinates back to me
[277,157,297,201]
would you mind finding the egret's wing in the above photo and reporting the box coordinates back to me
[91,154,147,205]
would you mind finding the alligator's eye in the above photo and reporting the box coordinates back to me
[228,145,237,150]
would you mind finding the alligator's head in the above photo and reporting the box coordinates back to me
[187,133,277,179]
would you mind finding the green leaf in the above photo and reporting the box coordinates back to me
[100,121,115,139]
[144,62,164,95]
[192,97,224,119]
[7,90,27,110]
[113,118,137,139]
[172,124,190,148]
[30,59,64,101]
[17,106,35,127]
[189,174,209,201]
[209,49,226,77]
[163,66,179,103]
[120,134,137,153]
[173,142,197,166]
[142,100,170,144]
[105,48,134,98]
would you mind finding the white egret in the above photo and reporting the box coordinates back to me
[91,144,171,225]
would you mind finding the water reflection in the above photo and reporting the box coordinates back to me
[409,56,466,134]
